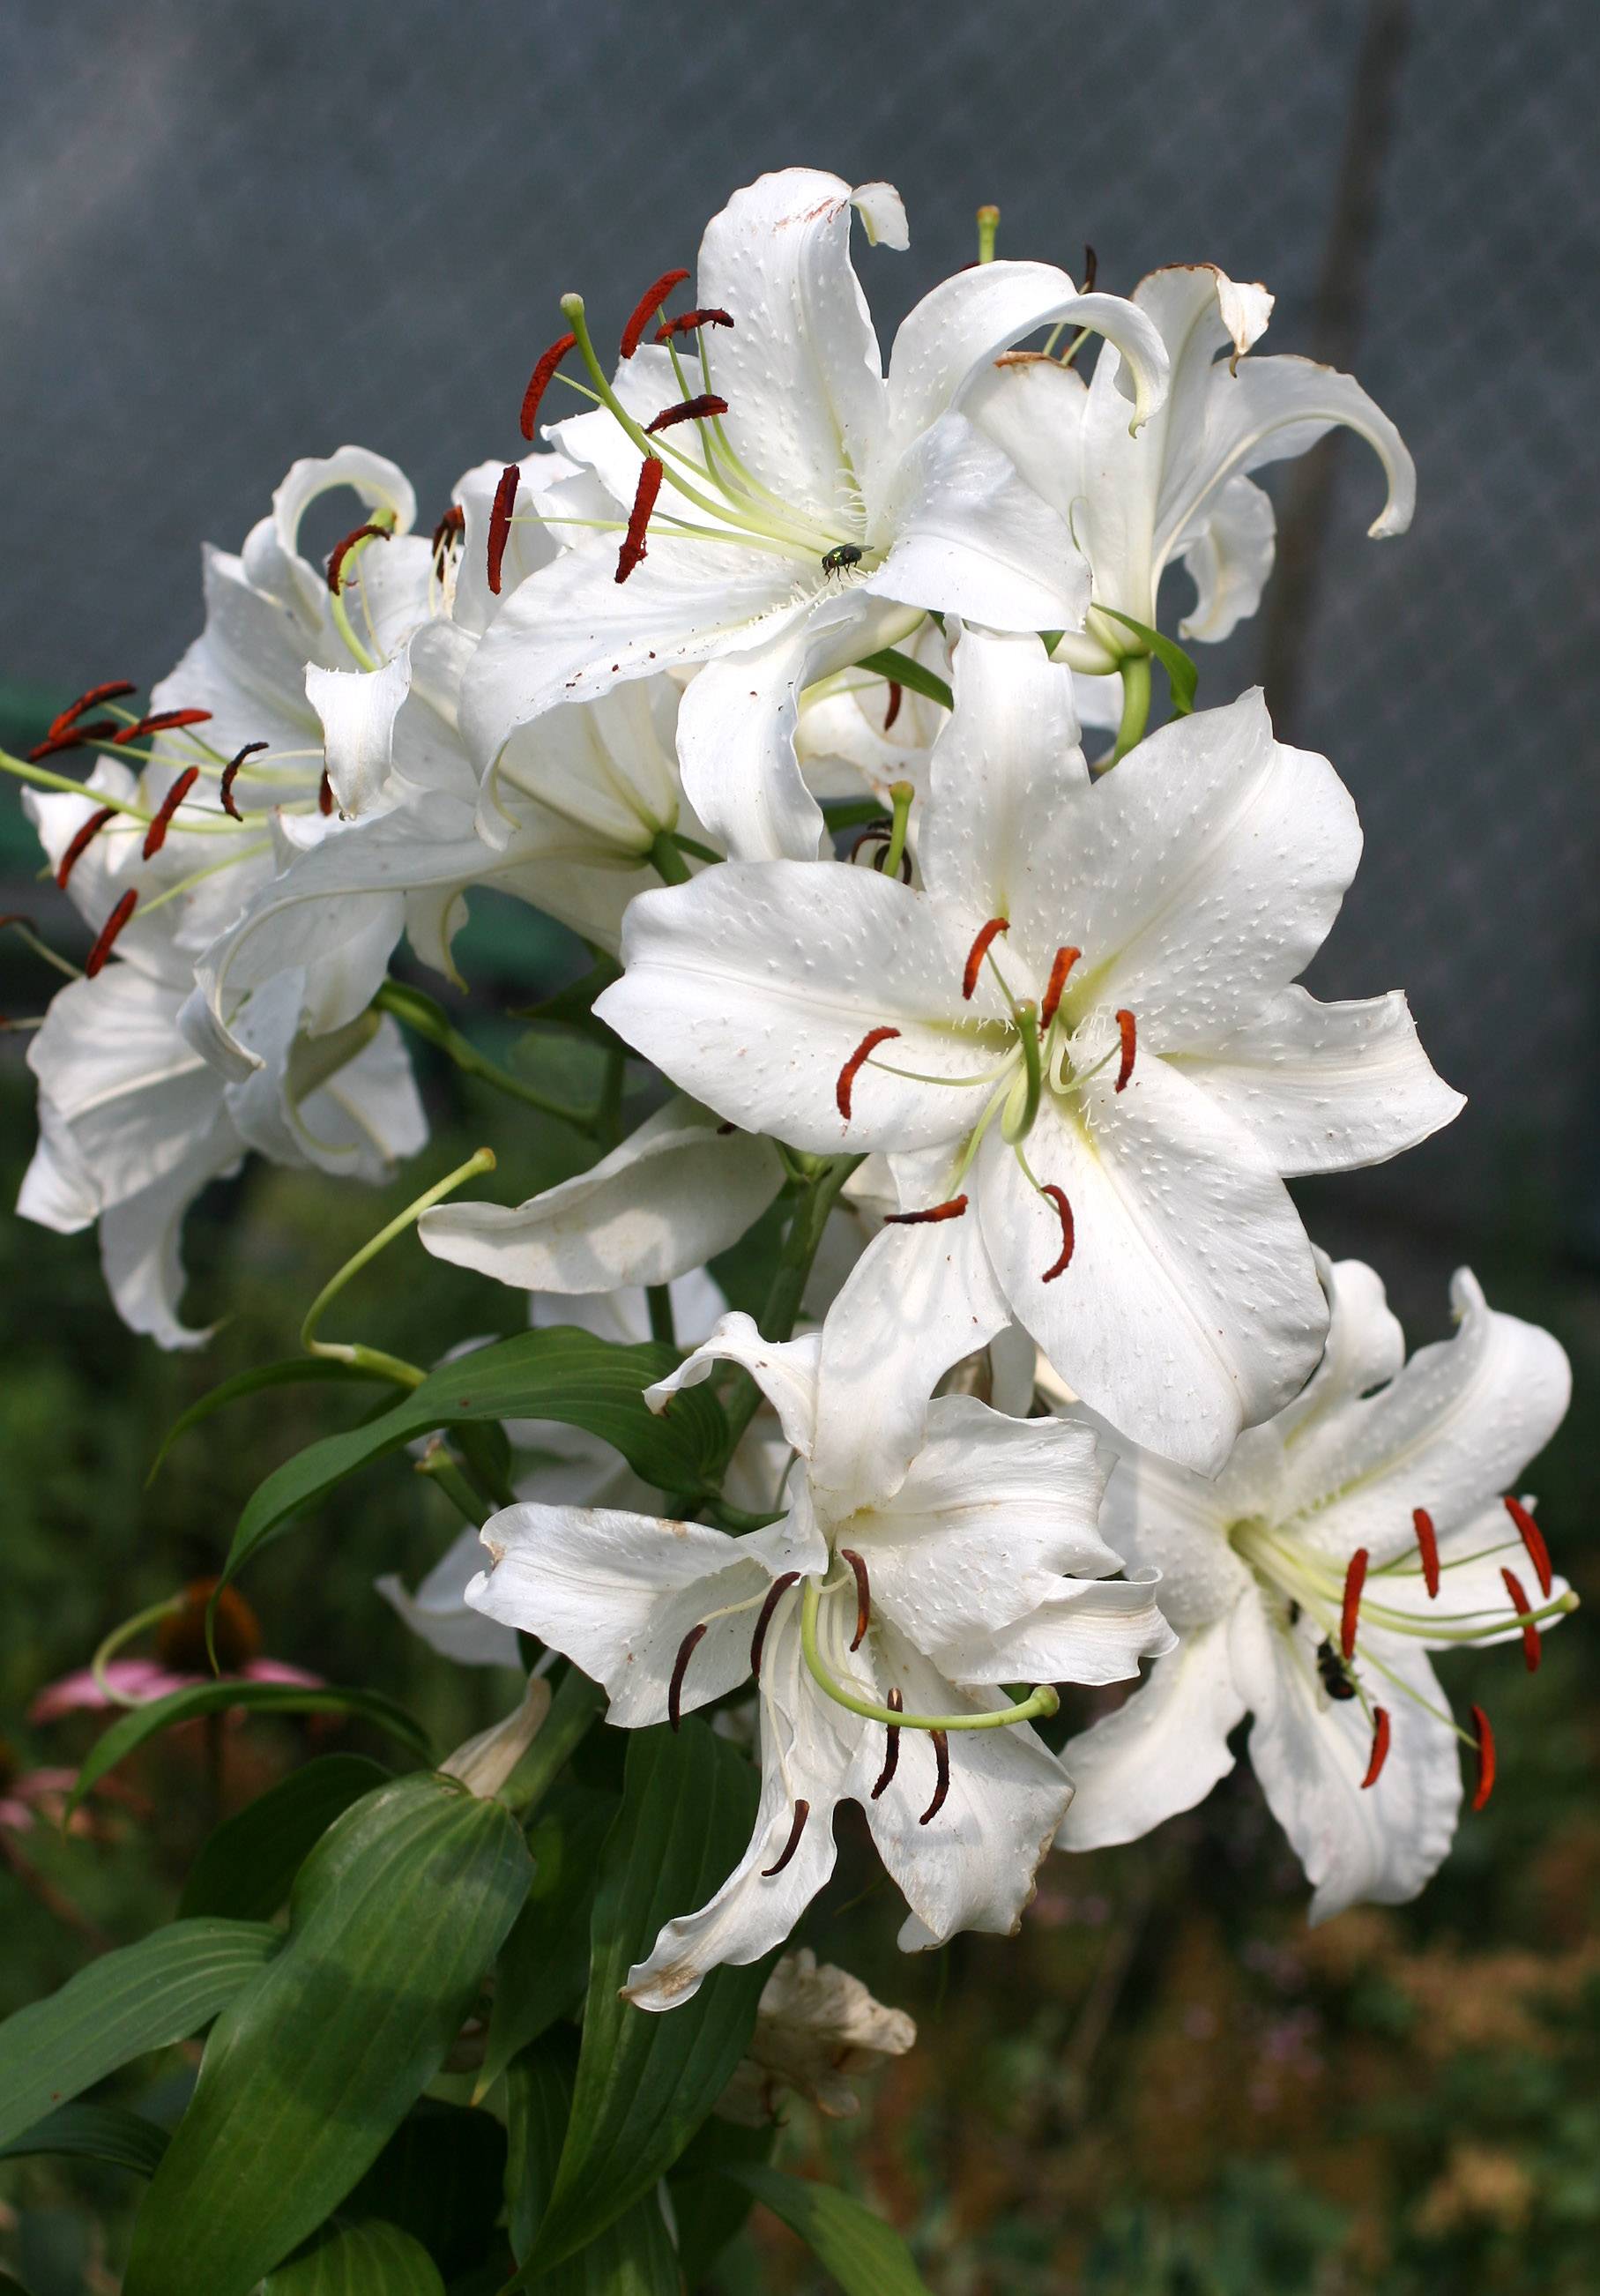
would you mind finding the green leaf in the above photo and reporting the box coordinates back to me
[854,647,954,713]
[479,1784,617,2097]
[68,1680,430,1813]
[515,1721,767,2279]
[722,2165,933,2295]
[223,1330,728,1591]
[668,2117,776,2287]
[263,2221,445,2294]
[179,1754,391,1920]
[0,1918,278,2147]
[145,1357,386,1484]
[505,2039,678,2294]
[0,2102,169,2178]
[1093,607,1199,715]
[497,1663,605,1817]
[344,2100,507,2278]
[123,1772,532,2296]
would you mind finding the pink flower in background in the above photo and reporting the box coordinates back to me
[28,1579,320,1725]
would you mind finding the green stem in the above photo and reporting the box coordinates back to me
[715,1153,862,1465]
[375,978,598,1132]
[646,1284,676,1349]
[1110,654,1152,764]
[301,1145,497,1384]
[648,827,692,885]
[800,1581,1058,1731]
[415,1440,494,1528]
[880,780,914,879]
[90,1594,184,1707]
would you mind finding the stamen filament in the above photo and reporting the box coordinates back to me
[1002,1001,1043,1142]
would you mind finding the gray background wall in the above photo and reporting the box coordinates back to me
[2,0,1596,1297]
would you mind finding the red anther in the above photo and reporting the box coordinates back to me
[219,742,269,821]
[317,770,334,816]
[112,708,212,746]
[668,1620,708,1733]
[55,806,116,890]
[85,889,138,977]
[429,503,465,563]
[1413,1505,1440,1599]
[620,267,690,358]
[28,719,120,761]
[487,463,520,595]
[653,306,733,342]
[884,1195,969,1226]
[749,1571,800,1677]
[1470,1703,1496,1810]
[1500,1567,1541,1673]
[1039,1184,1075,1282]
[872,1687,904,1800]
[919,1729,950,1826]
[839,1548,871,1651]
[519,332,577,440]
[615,456,664,585]
[836,1025,900,1120]
[883,679,903,731]
[1504,1495,1553,1598]
[962,915,1009,1000]
[1360,1705,1391,1790]
[1038,944,1082,1029]
[762,1799,810,1878]
[644,393,729,436]
[141,766,199,859]
[1340,1547,1368,1662]
[325,521,391,594]
[1114,1007,1137,1092]
[49,680,138,737]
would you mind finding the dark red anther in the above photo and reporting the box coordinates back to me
[219,742,269,821]
[962,915,1009,1000]
[644,393,729,435]
[28,719,120,761]
[749,1571,800,1677]
[141,766,199,859]
[1412,1505,1440,1599]
[1114,1007,1137,1092]
[487,463,520,595]
[883,679,903,731]
[919,1729,950,1826]
[621,267,690,358]
[762,1798,810,1878]
[85,889,138,977]
[1082,243,1098,294]
[317,770,334,816]
[520,332,577,440]
[839,1548,871,1651]
[112,708,212,746]
[325,521,391,594]
[1504,1495,1552,1598]
[1340,1547,1368,1662]
[49,681,138,737]
[654,306,733,342]
[55,806,116,890]
[1500,1568,1541,1673]
[1470,1703,1496,1810]
[1039,944,1082,1030]
[1360,1705,1391,1790]
[872,1688,904,1800]
[615,456,664,585]
[429,503,465,564]
[884,1194,969,1226]
[1039,1184,1075,1283]
[836,1025,900,1120]
[668,1620,708,1732]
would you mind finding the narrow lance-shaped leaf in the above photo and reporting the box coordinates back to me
[123,1772,532,2296]
[179,1753,392,1920]
[721,2164,934,2296]
[262,2221,446,2295]
[145,1356,387,1484]
[0,2102,169,2179]
[478,1783,618,2098]
[505,2038,679,2295]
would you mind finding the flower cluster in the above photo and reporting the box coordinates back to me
[11,168,1574,2010]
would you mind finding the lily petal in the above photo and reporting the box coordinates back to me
[1055,1617,1247,1848]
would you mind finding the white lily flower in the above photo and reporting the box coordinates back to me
[965,264,1414,723]
[716,1949,916,2125]
[595,627,1462,1475]
[1057,1258,1574,1921]
[461,165,1171,864]
[463,1308,1171,2007]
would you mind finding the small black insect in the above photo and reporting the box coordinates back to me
[822,543,864,575]
[1287,1599,1302,1627]
[1315,1638,1358,1701]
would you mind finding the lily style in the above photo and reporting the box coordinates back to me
[595,625,1462,1472]
[966,263,1414,727]
[461,1308,1171,2007]
[461,164,1172,864]
[1056,1258,1575,1920]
